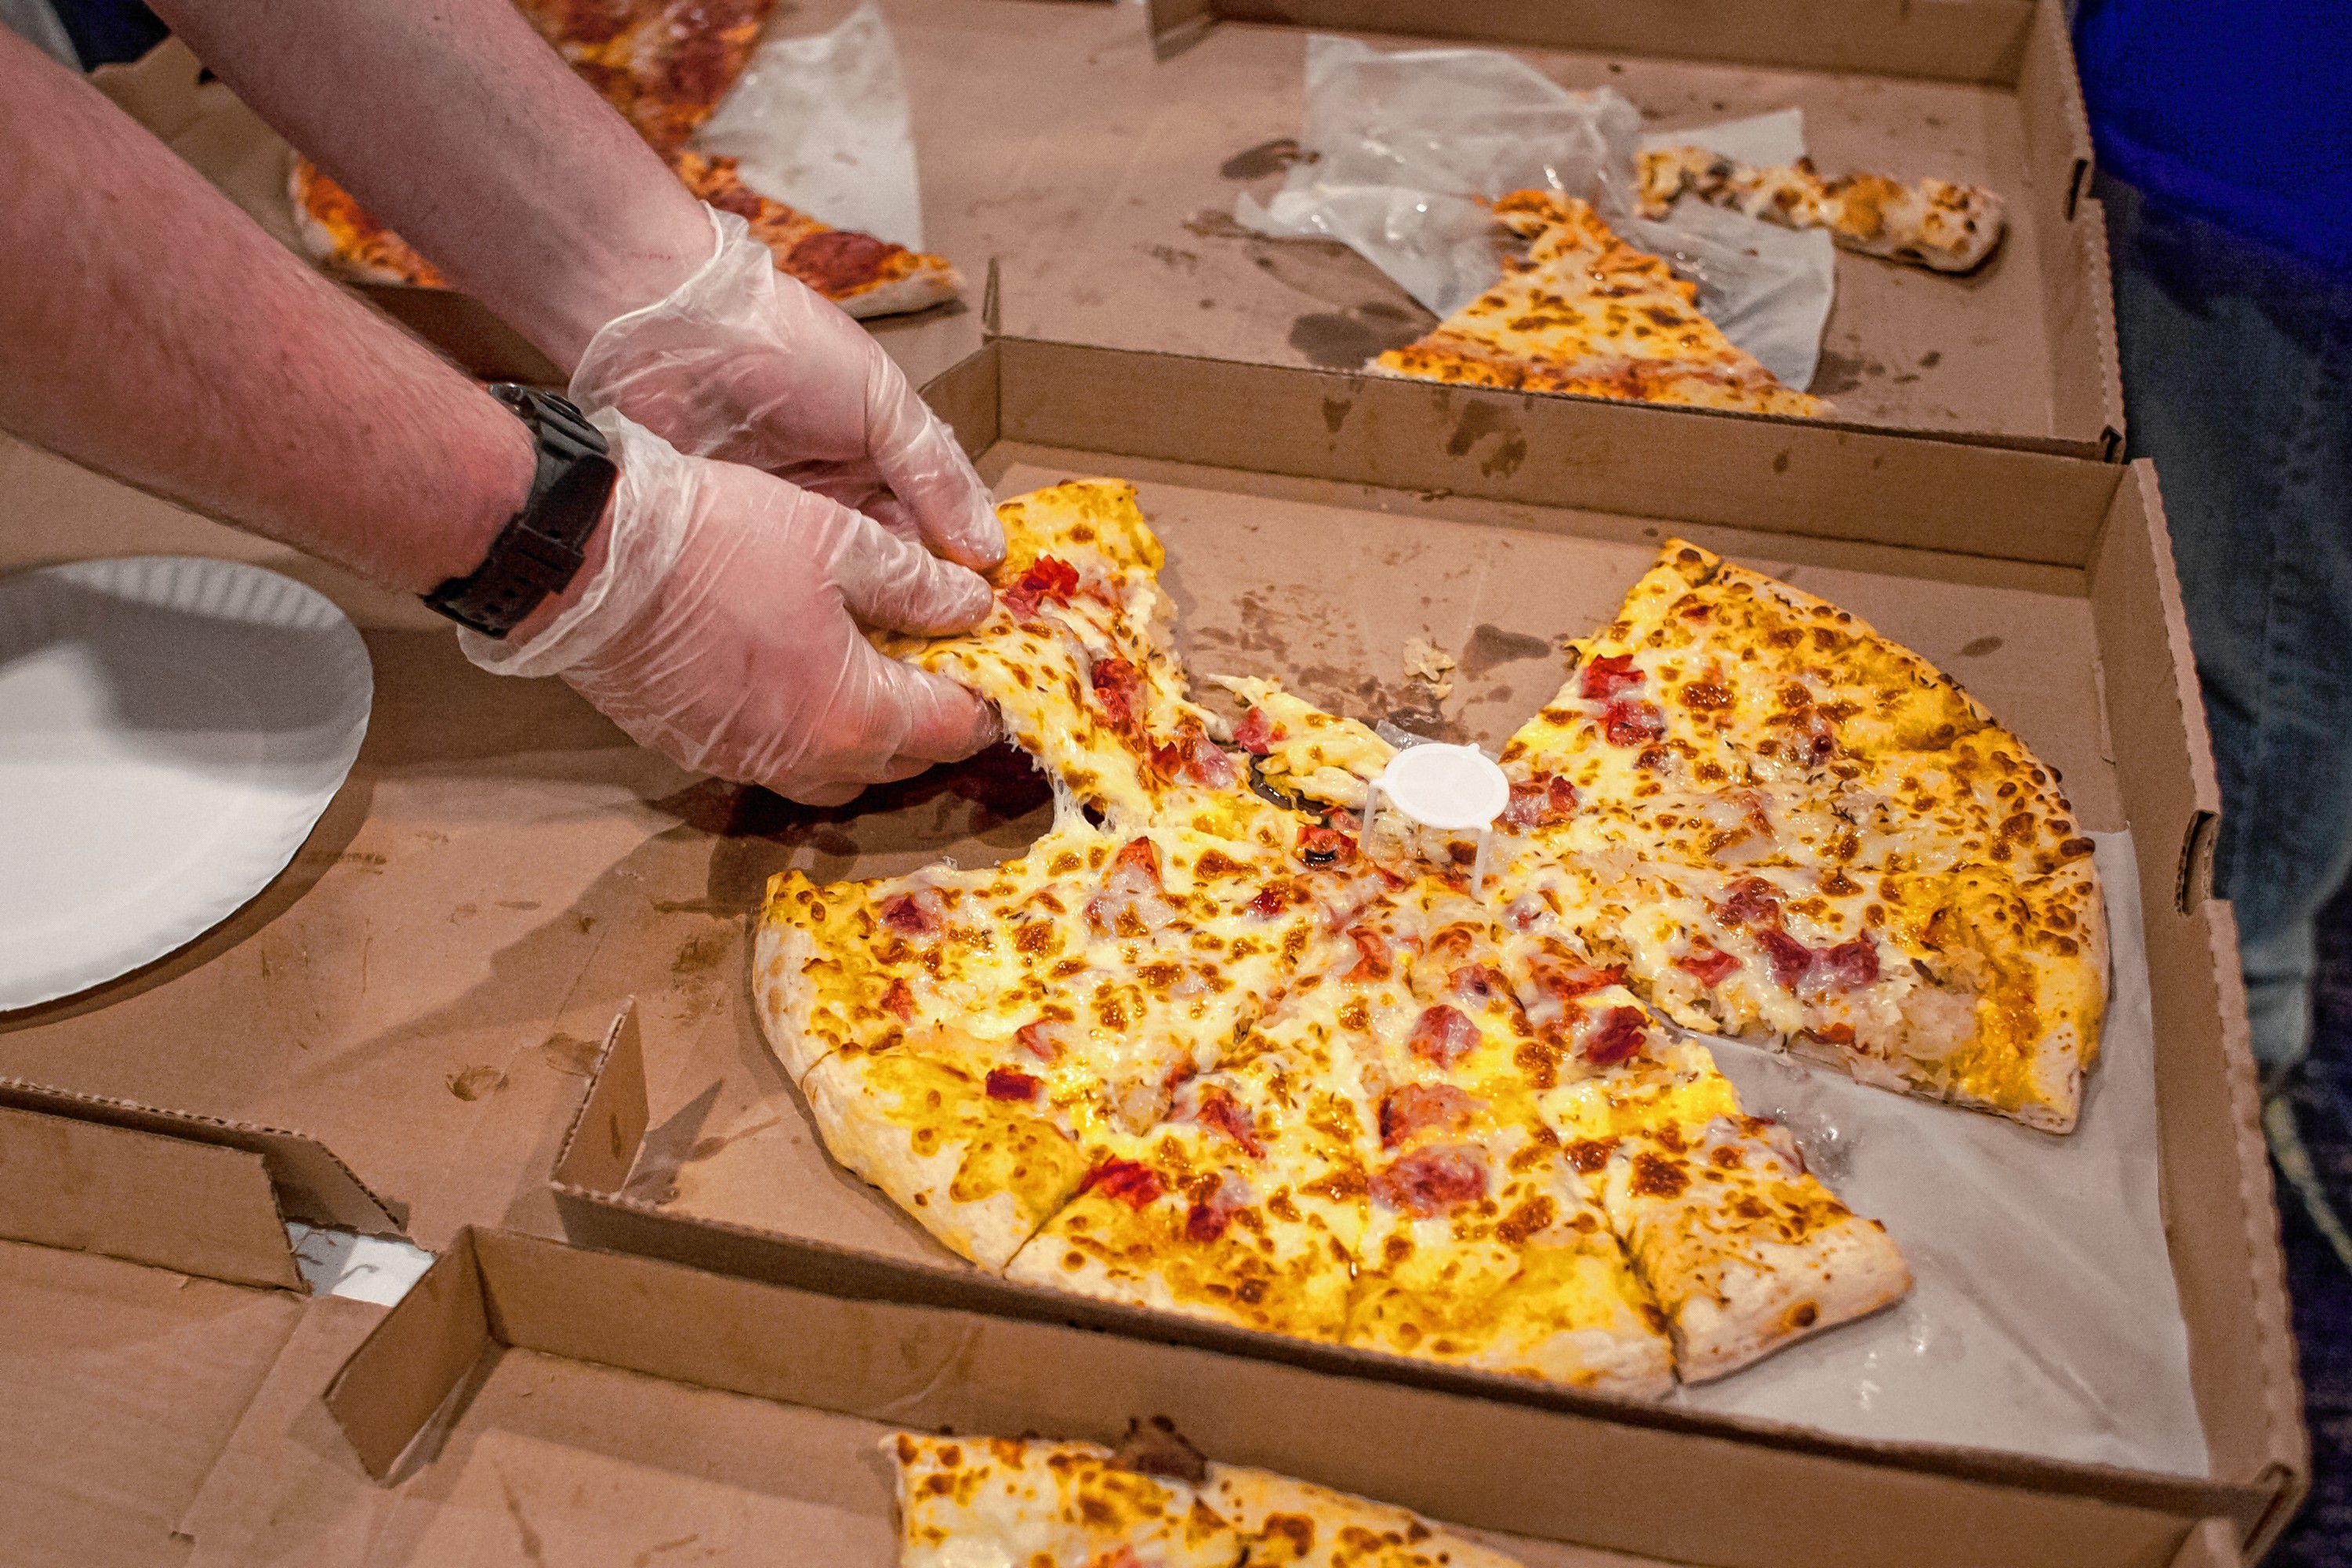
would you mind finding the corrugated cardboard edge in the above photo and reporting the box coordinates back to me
[549,1004,649,1199]
[2084,462,2308,1554]
[1146,0,2037,84]
[0,1103,301,1291]
[343,1227,2227,1566]
[0,1076,403,1234]
[322,1228,492,1483]
[982,336,2124,561]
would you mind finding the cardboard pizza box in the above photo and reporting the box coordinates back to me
[0,1097,390,1566]
[1056,0,2124,458]
[89,0,2118,454]
[0,335,2292,1557]
[238,1222,2230,1568]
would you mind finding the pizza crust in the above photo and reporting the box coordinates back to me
[833,257,966,319]
[800,1049,1084,1271]
[1668,1210,1913,1382]
[750,917,826,1084]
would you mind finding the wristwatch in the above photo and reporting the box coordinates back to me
[423,384,619,639]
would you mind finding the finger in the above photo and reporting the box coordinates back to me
[860,492,920,543]
[832,506,994,635]
[858,643,1000,764]
[862,356,1005,571]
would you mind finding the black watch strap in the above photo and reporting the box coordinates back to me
[424,384,618,639]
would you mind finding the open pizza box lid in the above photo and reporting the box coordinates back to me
[0,1093,398,1566]
[93,0,2119,453]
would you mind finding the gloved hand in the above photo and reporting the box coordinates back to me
[568,205,1002,572]
[463,412,997,807]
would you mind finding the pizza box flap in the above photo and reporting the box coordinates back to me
[0,1075,402,1236]
[289,1223,2210,1567]
[0,1098,308,1290]
[0,1235,314,1568]
[1145,0,2039,81]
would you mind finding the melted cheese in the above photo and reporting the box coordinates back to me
[890,1432,1528,1568]
[1372,193,1826,417]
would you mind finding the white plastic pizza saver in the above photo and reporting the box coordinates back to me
[1361,742,1511,887]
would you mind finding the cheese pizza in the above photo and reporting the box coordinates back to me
[1638,147,2006,274]
[1371,191,1826,418]
[754,481,1981,1396]
[1490,540,2106,1131]
[891,1429,1529,1568]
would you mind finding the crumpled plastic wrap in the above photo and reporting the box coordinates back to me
[1236,36,1835,390]
[690,1,927,249]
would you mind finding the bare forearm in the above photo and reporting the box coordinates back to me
[153,0,713,371]
[0,28,528,594]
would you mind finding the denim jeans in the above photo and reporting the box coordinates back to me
[2103,173,2352,1070]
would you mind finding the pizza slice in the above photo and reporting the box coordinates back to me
[889,481,1294,840]
[286,158,445,289]
[289,153,963,317]
[1340,883,1675,1396]
[888,1429,1529,1568]
[1492,949,1911,1380]
[1637,146,2005,274]
[670,151,963,318]
[890,1432,1242,1568]
[1003,1027,1375,1343]
[1207,674,1397,811]
[1203,1463,1527,1568]
[1495,539,2107,1131]
[1370,191,1827,418]
[510,0,774,158]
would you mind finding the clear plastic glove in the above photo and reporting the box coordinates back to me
[462,412,996,807]
[568,205,1002,572]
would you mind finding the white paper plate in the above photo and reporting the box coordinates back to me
[0,557,372,1011]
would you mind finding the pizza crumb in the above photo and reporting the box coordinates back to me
[1403,637,1457,701]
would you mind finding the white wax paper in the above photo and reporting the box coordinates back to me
[1680,833,2209,1476]
[690,2,927,249]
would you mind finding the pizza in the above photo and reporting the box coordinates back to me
[286,157,445,289]
[754,480,1965,1395]
[1487,541,2106,1131]
[1370,191,1826,419]
[508,0,772,158]
[670,151,963,318]
[285,0,962,318]
[891,1426,1529,1568]
[1637,147,2006,274]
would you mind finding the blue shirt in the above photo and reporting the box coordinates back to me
[2075,0,2352,274]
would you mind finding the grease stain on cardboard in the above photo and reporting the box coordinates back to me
[1288,306,1423,369]
[1459,623,1555,680]
[1218,136,1303,180]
